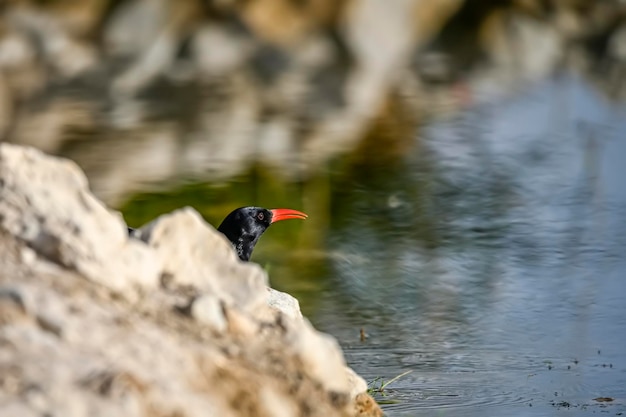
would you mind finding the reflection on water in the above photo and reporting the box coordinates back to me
[123,74,626,415]
[269,75,626,416]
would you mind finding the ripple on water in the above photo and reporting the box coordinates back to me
[372,369,529,411]
[353,346,625,415]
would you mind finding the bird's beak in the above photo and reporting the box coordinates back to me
[270,208,308,223]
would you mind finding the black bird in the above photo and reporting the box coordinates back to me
[217,207,307,261]
[128,207,307,262]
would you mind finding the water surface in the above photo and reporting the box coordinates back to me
[124,74,626,416]
[270,75,626,416]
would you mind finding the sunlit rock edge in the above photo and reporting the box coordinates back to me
[0,143,378,417]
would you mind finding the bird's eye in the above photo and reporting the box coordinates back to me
[257,212,264,221]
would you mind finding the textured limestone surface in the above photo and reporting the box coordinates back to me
[0,144,380,417]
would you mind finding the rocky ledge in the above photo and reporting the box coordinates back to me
[0,143,381,417]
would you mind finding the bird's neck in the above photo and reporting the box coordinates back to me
[234,233,259,262]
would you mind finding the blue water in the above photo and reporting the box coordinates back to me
[282,75,626,416]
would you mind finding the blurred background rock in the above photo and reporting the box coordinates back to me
[1,0,624,205]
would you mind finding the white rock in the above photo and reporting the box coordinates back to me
[290,319,350,394]
[345,366,368,397]
[190,294,227,333]
[192,25,253,76]
[0,143,161,300]
[134,207,268,312]
[0,402,38,417]
[0,143,379,417]
[266,287,303,319]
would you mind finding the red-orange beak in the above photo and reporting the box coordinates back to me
[270,208,308,223]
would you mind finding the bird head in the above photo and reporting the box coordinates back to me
[217,207,307,261]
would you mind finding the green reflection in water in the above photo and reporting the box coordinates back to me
[119,164,334,317]
[119,115,438,320]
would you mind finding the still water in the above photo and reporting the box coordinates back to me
[264,75,626,416]
[124,74,626,416]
